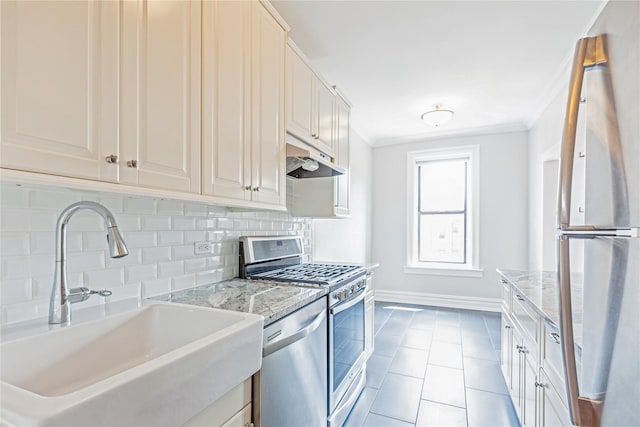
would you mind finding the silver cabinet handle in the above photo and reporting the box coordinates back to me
[105,154,118,164]
[549,332,561,344]
[127,160,138,168]
[535,382,544,388]
[500,279,508,284]
[253,187,260,192]
[504,325,512,329]
[515,294,525,302]
[244,186,251,191]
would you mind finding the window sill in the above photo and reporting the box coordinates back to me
[403,266,484,278]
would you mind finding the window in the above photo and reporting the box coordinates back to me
[406,146,481,276]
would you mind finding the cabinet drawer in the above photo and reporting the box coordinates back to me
[512,293,539,360]
[543,322,564,386]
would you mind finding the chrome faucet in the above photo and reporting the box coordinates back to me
[49,201,129,325]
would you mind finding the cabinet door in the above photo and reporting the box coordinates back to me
[334,96,350,215]
[1,0,118,181]
[285,45,313,143]
[120,0,201,193]
[251,2,286,206]
[202,0,251,201]
[540,371,574,427]
[501,313,514,395]
[522,352,539,426]
[315,79,335,156]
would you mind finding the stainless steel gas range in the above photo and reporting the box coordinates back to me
[239,235,368,427]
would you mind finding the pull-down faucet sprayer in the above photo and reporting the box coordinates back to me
[49,201,129,325]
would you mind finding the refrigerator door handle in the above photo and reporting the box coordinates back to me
[558,35,607,230]
[557,34,608,427]
[558,235,605,427]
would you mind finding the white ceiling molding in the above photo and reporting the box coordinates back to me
[271,0,607,147]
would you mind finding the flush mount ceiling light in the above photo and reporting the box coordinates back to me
[420,105,454,127]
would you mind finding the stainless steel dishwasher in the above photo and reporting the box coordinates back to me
[253,297,327,427]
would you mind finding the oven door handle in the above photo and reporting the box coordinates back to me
[331,289,366,315]
[263,309,326,357]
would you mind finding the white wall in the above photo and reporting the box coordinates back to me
[312,129,373,263]
[0,184,312,325]
[371,131,529,308]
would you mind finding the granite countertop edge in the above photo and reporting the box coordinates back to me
[149,279,328,327]
[496,268,583,349]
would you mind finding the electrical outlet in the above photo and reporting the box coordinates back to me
[194,241,212,255]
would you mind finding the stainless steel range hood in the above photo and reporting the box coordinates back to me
[286,134,345,179]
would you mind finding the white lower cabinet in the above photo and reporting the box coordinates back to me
[500,276,574,427]
[183,378,252,427]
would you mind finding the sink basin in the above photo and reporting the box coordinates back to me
[1,301,263,426]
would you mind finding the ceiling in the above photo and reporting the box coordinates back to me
[270,0,605,146]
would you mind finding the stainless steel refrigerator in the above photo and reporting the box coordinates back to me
[556,1,639,426]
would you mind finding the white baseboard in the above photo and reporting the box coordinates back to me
[374,289,501,313]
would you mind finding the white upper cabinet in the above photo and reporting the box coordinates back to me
[285,45,335,157]
[1,1,119,182]
[119,0,201,194]
[1,0,201,194]
[202,1,286,208]
[250,2,286,206]
[202,1,251,201]
[285,45,314,147]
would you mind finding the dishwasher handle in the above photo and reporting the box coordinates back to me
[263,309,327,357]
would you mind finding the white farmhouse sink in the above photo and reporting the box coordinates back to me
[0,302,263,426]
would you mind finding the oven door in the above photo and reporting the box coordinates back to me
[329,285,367,414]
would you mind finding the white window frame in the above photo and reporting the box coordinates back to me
[405,145,483,278]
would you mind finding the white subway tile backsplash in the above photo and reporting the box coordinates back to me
[66,252,105,274]
[1,232,30,256]
[216,218,233,229]
[196,219,216,229]
[2,210,56,231]
[171,273,197,292]
[172,244,197,260]
[207,231,225,242]
[84,268,125,289]
[142,278,171,297]
[125,264,157,284]
[1,257,31,279]
[107,248,143,267]
[172,217,196,230]
[29,190,78,211]
[184,257,207,273]
[111,214,141,232]
[141,216,172,231]
[83,231,112,251]
[158,261,185,278]
[157,200,184,215]
[157,231,184,246]
[184,230,207,243]
[123,231,158,248]
[0,186,311,325]
[184,203,208,217]
[0,278,33,304]
[1,185,29,208]
[107,283,141,302]
[124,198,157,215]
[142,247,171,264]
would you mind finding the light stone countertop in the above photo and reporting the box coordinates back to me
[150,279,327,327]
[496,268,583,349]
